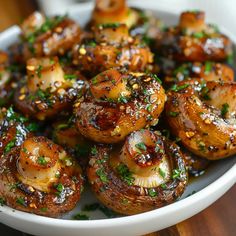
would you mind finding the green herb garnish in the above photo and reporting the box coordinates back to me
[158,168,166,178]
[98,22,120,28]
[0,197,5,206]
[116,163,134,186]
[72,213,90,220]
[148,188,157,197]
[64,74,77,80]
[204,61,212,74]
[16,197,26,206]
[91,146,98,155]
[170,84,189,92]
[221,103,229,117]
[135,142,147,151]
[96,168,108,183]
[193,32,205,38]
[37,156,48,165]
[168,111,179,117]
[4,139,16,153]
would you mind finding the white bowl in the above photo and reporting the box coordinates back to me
[0,2,236,236]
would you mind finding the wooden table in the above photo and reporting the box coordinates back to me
[148,185,236,236]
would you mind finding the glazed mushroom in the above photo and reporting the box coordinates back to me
[164,62,234,85]
[182,148,210,176]
[52,119,93,168]
[166,79,236,160]
[72,23,154,76]
[90,0,139,28]
[74,68,166,143]
[0,51,20,106]
[156,11,232,62]
[87,129,187,215]
[89,0,163,42]
[20,12,81,60]
[14,56,86,120]
[0,136,84,217]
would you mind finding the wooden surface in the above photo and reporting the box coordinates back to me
[147,185,236,236]
[0,2,235,236]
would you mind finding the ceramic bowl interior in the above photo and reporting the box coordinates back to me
[0,2,235,235]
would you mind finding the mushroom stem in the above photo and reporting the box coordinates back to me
[119,130,171,187]
[26,57,65,92]
[90,69,131,101]
[17,137,61,192]
[21,11,45,37]
[179,11,206,33]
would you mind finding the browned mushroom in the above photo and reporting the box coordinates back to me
[74,68,166,143]
[166,79,236,160]
[14,56,86,120]
[20,12,82,61]
[164,61,234,85]
[90,0,139,28]
[72,23,153,76]
[87,129,188,215]
[0,136,84,217]
[156,11,232,62]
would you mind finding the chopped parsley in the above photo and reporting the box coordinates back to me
[172,169,183,179]
[26,122,40,132]
[16,197,26,206]
[75,143,91,157]
[168,111,179,117]
[192,31,205,38]
[83,203,100,211]
[98,22,120,28]
[135,142,147,151]
[170,84,189,92]
[36,65,42,78]
[116,163,134,186]
[37,156,48,165]
[200,86,211,100]
[4,139,16,153]
[0,197,5,206]
[150,74,162,84]
[148,188,157,197]
[221,103,229,117]
[204,61,212,74]
[72,213,90,220]
[158,168,166,178]
[118,94,128,103]
[6,107,28,123]
[40,207,48,212]
[91,146,98,155]
[161,183,167,189]
[55,183,64,193]
[96,168,108,183]
[64,74,77,80]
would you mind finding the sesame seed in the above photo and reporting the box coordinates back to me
[79,48,86,55]
[186,131,195,138]
[19,94,25,100]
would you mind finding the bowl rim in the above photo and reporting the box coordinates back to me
[0,0,236,229]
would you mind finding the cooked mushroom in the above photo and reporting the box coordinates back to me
[156,11,232,62]
[72,23,153,76]
[52,119,93,169]
[14,56,86,120]
[87,129,187,215]
[166,79,236,160]
[20,12,81,60]
[90,0,139,28]
[0,51,18,107]
[0,107,35,157]
[164,62,234,85]
[74,68,166,143]
[0,136,84,217]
